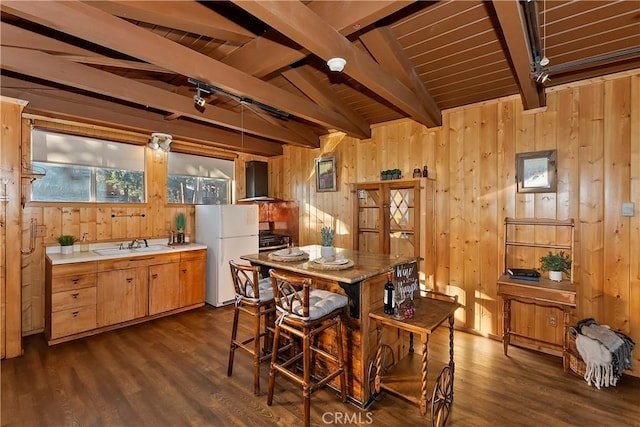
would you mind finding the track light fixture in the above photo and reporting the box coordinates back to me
[148,132,172,152]
[535,71,550,84]
[187,78,289,119]
[194,87,210,108]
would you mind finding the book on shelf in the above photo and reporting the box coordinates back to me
[508,275,540,282]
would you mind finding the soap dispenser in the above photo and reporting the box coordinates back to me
[80,233,89,252]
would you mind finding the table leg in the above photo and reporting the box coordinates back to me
[419,333,430,416]
[502,297,511,356]
[448,315,455,372]
[562,308,570,372]
[374,321,383,394]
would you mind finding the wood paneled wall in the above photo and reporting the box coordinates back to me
[270,70,640,377]
[13,71,639,378]
[17,118,266,336]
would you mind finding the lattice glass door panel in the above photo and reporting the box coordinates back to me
[389,187,416,256]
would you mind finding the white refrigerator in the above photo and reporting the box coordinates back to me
[195,204,259,307]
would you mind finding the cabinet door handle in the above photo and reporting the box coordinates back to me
[130,257,154,261]
[72,278,79,283]
[182,269,187,274]
[151,273,158,279]
[71,311,79,317]
[71,293,79,299]
[126,277,134,283]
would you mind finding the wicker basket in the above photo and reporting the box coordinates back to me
[568,328,586,377]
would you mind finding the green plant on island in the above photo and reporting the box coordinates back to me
[176,213,186,231]
[56,234,77,246]
[320,226,335,247]
[539,251,572,275]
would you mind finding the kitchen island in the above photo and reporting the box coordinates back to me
[241,245,417,406]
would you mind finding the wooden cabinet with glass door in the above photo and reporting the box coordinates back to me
[351,178,434,284]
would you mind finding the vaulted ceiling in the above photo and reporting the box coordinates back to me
[2,1,639,157]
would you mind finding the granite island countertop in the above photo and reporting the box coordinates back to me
[241,245,417,284]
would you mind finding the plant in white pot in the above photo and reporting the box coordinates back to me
[57,234,77,255]
[539,251,571,282]
[320,226,335,258]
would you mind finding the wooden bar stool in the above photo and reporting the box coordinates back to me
[227,261,276,395]
[267,269,348,427]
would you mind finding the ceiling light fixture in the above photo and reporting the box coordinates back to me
[149,132,172,152]
[327,57,347,72]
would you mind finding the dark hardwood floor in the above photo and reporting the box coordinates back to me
[2,306,639,426]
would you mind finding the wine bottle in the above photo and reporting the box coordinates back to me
[383,272,395,314]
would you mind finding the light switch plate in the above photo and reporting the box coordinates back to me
[622,202,635,217]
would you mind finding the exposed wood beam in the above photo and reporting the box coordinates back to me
[491,0,545,109]
[2,1,366,138]
[222,1,413,78]
[0,22,96,56]
[88,0,255,45]
[282,67,370,136]
[1,45,317,147]
[56,55,172,73]
[0,77,283,157]
[232,0,438,128]
[359,26,441,126]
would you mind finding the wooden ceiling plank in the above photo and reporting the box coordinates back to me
[0,78,282,156]
[308,1,414,36]
[231,0,437,128]
[0,22,96,56]
[359,26,441,126]
[491,0,545,110]
[2,0,364,138]
[1,45,316,147]
[88,0,255,44]
[282,67,371,136]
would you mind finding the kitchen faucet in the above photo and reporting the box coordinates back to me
[128,239,141,249]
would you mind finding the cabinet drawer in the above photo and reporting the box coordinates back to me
[51,261,97,278]
[52,287,96,312]
[51,273,97,293]
[180,249,207,261]
[51,306,97,338]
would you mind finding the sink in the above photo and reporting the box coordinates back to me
[94,248,133,256]
[133,245,170,252]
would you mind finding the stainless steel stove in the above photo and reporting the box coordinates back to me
[258,232,290,251]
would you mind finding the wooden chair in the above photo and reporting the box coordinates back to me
[267,269,348,427]
[227,261,276,395]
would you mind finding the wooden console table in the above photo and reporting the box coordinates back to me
[369,295,459,424]
[498,275,576,371]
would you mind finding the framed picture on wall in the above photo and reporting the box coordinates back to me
[516,150,557,193]
[315,156,337,192]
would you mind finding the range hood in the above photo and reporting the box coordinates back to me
[239,161,274,202]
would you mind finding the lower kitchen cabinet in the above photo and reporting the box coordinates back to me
[97,267,147,326]
[45,247,206,345]
[179,249,206,307]
[148,263,181,315]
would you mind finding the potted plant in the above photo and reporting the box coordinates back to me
[57,234,77,255]
[539,251,571,281]
[391,168,402,179]
[380,170,390,180]
[175,213,186,244]
[320,226,335,258]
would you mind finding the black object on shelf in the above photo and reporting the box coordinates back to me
[507,268,540,278]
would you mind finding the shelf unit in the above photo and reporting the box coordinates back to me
[351,178,434,280]
[500,217,576,371]
[503,217,575,281]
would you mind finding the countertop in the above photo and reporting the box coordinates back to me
[241,245,417,284]
[46,239,207,265]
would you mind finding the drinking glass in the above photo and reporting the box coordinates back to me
[393,285,405,319]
